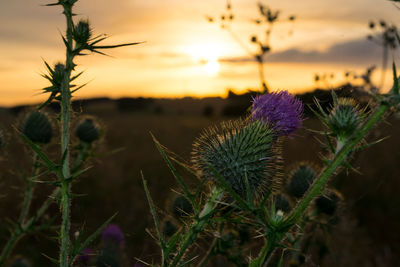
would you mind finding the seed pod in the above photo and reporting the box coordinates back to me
[327,98,363,140]
[192,119,281,199]
[274,194,291,213]
[286,163,318,198]
[75,117,101,143]
[74,19,92,47]
[162,220,178,237]
[315,190,341,215]
[21,111,53,144]
[171,195,193,219]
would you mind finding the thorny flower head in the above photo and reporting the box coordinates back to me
[192,119,282,199]
[251,90,303,137]
[102,224,125,248]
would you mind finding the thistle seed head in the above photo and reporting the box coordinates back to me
[327,98,363,140]
[251,91,303,137]
[21,111,53,144]
[274,194,291,213]
[162,220,178,237]
[316,190,341,215]
[75,117,101,143]
[171,195,193,219]
[192,119,282,199]
[74,19,92,46]
[286,163,318,198]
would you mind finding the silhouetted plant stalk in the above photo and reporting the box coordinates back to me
[207,1,296,93]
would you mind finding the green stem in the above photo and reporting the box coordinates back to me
[59,3,75,267]
[259,103,390,265]
[0,188,60,265]
[19,153,39,224]
[170,186,224,267]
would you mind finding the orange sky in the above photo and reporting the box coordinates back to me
[0,0,399,106]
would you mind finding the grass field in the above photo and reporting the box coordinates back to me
[0,95,399,266]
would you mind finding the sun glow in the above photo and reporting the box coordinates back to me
[183,44,222,76]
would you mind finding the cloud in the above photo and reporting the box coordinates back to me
[220,37,393,66]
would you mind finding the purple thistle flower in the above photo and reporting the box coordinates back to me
[251,91,303,136]
[102,224,125,248]
[77,248,93,264]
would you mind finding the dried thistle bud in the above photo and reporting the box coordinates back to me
[252,91,304,137]
[171,195,193,218]
[327,98,364,141]
[75,117,101,143]
[369,21,375,29]
[192,119,281,199]
[53,63,65,88]
[274,194,291,213]
[286,163,317,198]
[21,111,53,144]
[162,220,178,237]
[74,19,92,47]
[315,190,341,215]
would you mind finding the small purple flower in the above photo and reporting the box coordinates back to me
[102,224,125,248]
[251,91,303,136]
[77,248,93,264]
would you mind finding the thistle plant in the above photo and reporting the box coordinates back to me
[143,67,399,266]
[0,0,140,266]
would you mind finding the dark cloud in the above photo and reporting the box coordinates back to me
[220,38,395,66]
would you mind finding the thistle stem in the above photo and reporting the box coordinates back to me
[170,186,224,267]
[59,3,75,266]
[258,103,390,265]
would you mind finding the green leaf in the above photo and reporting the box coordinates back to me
[18,130,59,175]
[141,172,165,248]
[151,133,194,204]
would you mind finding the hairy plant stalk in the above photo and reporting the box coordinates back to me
[0,188,60,265]
[170,186,224,267]
[256,102,391,266]
[59,3,75,266]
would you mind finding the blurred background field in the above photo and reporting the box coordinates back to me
[0,88,399,266]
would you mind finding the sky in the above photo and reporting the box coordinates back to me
[0,0,399,106]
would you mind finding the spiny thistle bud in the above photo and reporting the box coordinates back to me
[274,194,291,213]
[192,119,281,199]
[21,111,53,144]
[75,117,101,143]
[162,220,178,237]
[315,190,341,215]
[171,195,193,218]
[102,224,125,249]
[74,19,92,47]
[327,98,363,141]
[286,163,318,198]
[252,91,303,137]
[53,63,65,87]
